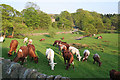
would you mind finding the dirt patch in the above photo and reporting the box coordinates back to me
[103,41,110,42]
[69,43,89,49]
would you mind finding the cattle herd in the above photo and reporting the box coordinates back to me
[7,37,120,79]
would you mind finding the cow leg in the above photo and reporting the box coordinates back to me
[72,62,74,69]
[14,49,17,55]
[66,64,70,70]
[48,60,50,66]
[21,58,25,65]
[30,57,33,61]
[64,58,66,64]
[93,59,95,64]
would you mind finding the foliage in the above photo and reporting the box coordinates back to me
[1,3,118,37]
[56,11,73,29]
[83,24,97,35]
[38,12,52,29]
[48,27,56,38]
[23,7,40,29]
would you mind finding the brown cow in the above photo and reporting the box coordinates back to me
[62,48,74,70]
[7,35,13,38]
[8,40,18,57]
[61,42,70,50]
[93,53,102,67]
[58,44,67,55]
[27,44,38,63]
[40,38,45,41]
[53,40,61,47]
[13,46,29,65]
[110,69,120,80]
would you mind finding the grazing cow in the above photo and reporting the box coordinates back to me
[8,40,18,57]
[61,42,70,50]
[58,44,67,55]
[0,36,4,43]
[97,36,102,39]
[53,40,61,47]
[13,46,29,65]
[62,49,74,70]
[40,38,45,41]
[109,69,120,80]
[93,34,96,37]
[61,37,64,40]
[28,39,32,45]
[82,50,90,62]
[27,44,38,63]
[7,35,13,38]
[93,53,102,67]
[46,48,57,70]
[23,37,28,43]
[69,46,82,61]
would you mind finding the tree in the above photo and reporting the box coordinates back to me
[23,7,40,29]
[83,24,97,35]
[1,4,21,37]
[25,2,40,11]
[56,11,73,29]
[38,11,52,29]
[2,19,13,37]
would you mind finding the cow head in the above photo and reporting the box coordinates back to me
[49,62,57,70]
[34,57,38,63]
[8,51,12,57]
[77,55,82,61]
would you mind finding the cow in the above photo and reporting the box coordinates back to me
[61,42,70,50]
[97,36,102,39]
[69,46,82,61]
[58,44,67,55]
[13,46,29,65]
[8,40,18,57]
[62,48,74,70]
[109,69,120,80]
[46,48,57,70]
[7,35,13,38]
[40,38,45,41]
[53,40,61,47]
[61,37,64,40]
[23,37,28,43]
[82,49,90,62]
[27,44,38,63]
[0,36,4,43]
[28,39,32,45]
[93,53,102,67]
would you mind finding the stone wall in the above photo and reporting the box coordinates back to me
[0,58,70,80]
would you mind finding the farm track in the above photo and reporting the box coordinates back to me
[24,31,73,36]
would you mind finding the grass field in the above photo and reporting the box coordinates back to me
[1,33,119,78]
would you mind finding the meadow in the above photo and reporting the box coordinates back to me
[1,33,118,78]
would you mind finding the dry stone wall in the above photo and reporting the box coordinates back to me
[0,58,70,80]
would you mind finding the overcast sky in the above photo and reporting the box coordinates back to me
[0,0,119,14]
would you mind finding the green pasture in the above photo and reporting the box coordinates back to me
[1,33,119,78]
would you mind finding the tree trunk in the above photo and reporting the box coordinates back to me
[3,31,6,38]
[12,31,14,37]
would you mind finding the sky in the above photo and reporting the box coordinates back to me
[0,0,119,14]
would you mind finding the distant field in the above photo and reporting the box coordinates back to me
[1,33,118,78]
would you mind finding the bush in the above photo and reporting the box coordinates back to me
[49,31,56,38]
[48,26,56,38]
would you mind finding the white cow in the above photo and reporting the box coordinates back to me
[0,36,4,43]
[69,46,82,61]
[46,48,57,70]
[23,37,28,43]
[82,49,90,62]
